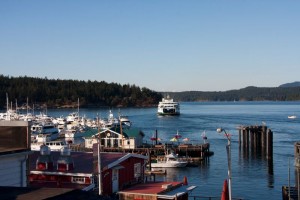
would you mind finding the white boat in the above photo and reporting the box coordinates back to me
[288,115,297,119]
[157,95,180,115]
[31,140,68,151]
[151,152,188,168]
[63,127,85,138]
[120,115,132,127]
[31,121,59,142]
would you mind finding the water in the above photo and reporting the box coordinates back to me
[36,101,300,199]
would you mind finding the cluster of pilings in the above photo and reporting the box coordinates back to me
[237,125,273,159]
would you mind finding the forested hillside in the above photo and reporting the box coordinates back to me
[163,86,300,102]
[0,75,162,109]
[1,75,299,109]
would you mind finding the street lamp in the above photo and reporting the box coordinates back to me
[217,128,232,200]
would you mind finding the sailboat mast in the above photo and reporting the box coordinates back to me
[6,93,8,113]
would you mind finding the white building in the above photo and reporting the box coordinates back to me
[84,128,144,149]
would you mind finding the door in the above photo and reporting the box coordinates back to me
[112,169,119,193]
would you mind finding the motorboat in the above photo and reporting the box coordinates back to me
[31,140,68,151]
[31,121,59,142]
[288,115,297,119]
[151,152,188,168]
[119,115,132,127]
[157,95,180,115]
[63,127,85,138]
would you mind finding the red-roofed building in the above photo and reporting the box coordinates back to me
[29,146,95,191]
[92,143,148,195]
[29,143,148,195]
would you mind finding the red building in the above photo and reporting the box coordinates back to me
[29,145,95,190]
[29,144,148,196]
[93,144,148,195]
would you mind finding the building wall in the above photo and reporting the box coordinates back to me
[29,173,92,185]
[101,157,145,195]
[0,154,28,187]
[0,121,31,187]
[118,157,144,189]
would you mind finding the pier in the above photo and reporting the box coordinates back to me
[70,142,212,163]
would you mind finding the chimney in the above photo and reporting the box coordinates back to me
[57,146,74,171]
[36,144,53,170]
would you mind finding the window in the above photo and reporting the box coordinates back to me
[72,176,85,184]
[134,163,141,178]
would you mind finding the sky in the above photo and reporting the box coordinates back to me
[0,1,300,92]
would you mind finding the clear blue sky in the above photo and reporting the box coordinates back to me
[1,1,299,92]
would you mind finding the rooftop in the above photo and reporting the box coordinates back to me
[0,186,99,200]
[29,151,94,174]
[119,181,182,194]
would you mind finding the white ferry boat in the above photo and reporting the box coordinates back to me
[157,95,180,115]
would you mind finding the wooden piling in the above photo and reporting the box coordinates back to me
[238,125,273,160]
[266,128,273,160]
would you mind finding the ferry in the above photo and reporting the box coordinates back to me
[157,95,180,115]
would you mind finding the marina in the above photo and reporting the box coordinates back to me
[1,101,300,199]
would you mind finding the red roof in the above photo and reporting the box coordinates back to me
[29,151,94,174]
[100,152,148,170]
[120,181,182,194]
[100,152,127,168]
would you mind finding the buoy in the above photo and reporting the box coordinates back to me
[221,179,229,200]
[183,176,188,185]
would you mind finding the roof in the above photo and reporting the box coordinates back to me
[81,128,99,138]
[122,128,145,138]
[84,127,145,139]
[119,182,197,199]
[0,186,99,200]
[119,181,182,194]
[29,151,94,174]
[99,152,148,170]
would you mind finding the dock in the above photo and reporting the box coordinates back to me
[70,142,212,163]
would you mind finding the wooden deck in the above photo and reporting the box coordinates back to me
[70,142,212,163]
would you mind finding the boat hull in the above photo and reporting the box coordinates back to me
[151,161,188,168]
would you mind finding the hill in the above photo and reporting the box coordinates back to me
[279,81,300,88]
[0,75,162,109]
[163,86,300,102]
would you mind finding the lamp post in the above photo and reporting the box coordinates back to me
[217,128,232,200]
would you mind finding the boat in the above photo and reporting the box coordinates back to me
[157,95,180,115]
[119,115,132,127]
[63,127,85,138]
[151,152,188,168]
[31,140,69,151]
[31,121,59,142]
[288,115,297,119]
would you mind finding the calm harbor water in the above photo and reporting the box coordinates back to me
[36,101,300,199]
